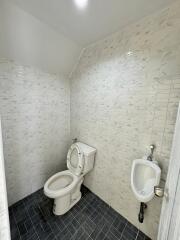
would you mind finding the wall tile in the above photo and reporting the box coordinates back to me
[70,1,180,238]
[0,59,70,206]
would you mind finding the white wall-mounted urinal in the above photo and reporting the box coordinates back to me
[131,159,161,203]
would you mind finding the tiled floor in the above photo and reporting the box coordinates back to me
[9,186,151,240]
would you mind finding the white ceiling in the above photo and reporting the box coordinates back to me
[10,0,175,46]
[0,0,81,74]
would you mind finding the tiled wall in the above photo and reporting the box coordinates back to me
[0,59,70,206]
[0,118,10,240]
[70,1,180,238]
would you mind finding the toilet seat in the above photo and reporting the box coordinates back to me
[44,170,80,198]
[44,142,96,215]
[67,143,84,176]
[44,143,85,200]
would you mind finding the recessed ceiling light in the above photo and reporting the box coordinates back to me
[74,0,88,9]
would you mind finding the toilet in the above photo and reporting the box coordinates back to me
[44,142,96,215]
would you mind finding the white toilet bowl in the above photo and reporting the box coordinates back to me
[44,170,83,215]
[44,142,96,215]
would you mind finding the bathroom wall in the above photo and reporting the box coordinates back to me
[0,59,70,205]
[70,1,180,238]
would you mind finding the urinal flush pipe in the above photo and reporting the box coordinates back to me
[147,144,155,161]
[138,202,147,223]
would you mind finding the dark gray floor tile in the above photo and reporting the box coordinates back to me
[9,185,151,240]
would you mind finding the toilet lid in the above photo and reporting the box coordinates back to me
[67,143,84,176]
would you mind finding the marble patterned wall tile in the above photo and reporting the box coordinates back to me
[0,59,70,205]
[70,1,180,239]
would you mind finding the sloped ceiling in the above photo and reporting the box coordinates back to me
[9,0,176,46]
[0,0,81,74]
[0,0,177,74]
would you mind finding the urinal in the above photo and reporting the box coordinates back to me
[131,159,161,203]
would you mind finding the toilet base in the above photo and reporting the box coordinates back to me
[53,194,81,215]
[53,179,83,215]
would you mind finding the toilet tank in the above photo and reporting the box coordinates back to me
[77,142,96,175]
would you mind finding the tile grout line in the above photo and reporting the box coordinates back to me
[9,187,150,240]
[11,205,23,240]
[22,200,41,240]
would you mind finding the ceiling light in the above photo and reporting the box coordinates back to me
[74,0,88,9]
